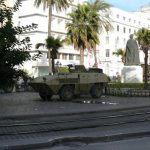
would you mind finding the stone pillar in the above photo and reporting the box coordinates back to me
[121,66,143,83]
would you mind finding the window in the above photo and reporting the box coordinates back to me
[76,55,80,60]
[134,20,136,23]
[117,25,119,31]
[138,21,141,25]
[106,49,110,57]
[123,27,126,33]
[123,16,126,20]
[106,36,109,44]
[62,54,67,60]
[69,54,74,60]
[129,28,131,33]
[129,18,131,22]
[57,53,61,59]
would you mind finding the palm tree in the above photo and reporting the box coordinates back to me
[34,0,71,36]
[135,28,150,88]
[113,48,125,63]
[65,4,89,65]
[34,0,71,73]
[86,0,113,67]
[36,36,62,74]
[65,0,112,66]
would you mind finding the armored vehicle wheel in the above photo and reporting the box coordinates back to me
[90,84,102,98]
[39,92,52,100]
[60,86,74,101]
[3,84,14,93]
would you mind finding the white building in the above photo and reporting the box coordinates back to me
[18,0,88,77]
[98,6,150,77]
[12,1,150,77]
[133,4,150,20]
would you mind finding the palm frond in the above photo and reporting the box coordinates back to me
[113,48,125,56]
[35,43,45,49]
[34,0,71,10]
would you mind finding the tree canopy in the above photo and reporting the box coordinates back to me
[34,0,71,11]
[0,0,37,90]
[36,36,63,74]
[135,28,150,86]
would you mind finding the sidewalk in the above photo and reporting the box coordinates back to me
[0,92,150,118]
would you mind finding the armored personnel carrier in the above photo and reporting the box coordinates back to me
[29,65,109,100]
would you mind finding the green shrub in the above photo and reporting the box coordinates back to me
[107,83,146,89]
[56,67,69,74]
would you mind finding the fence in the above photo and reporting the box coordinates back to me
[105,88,150,97]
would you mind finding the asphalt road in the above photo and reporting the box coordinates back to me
[1,92,150,149]
[43,137,150,150]
[1,120,150,150]
[0,92,150,117]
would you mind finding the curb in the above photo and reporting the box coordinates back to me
[2,131,150,150]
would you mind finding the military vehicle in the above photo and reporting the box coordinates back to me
[29,65,109,100]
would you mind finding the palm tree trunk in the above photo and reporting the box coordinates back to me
[48,5,52,37]
[80,48,84,65]
[93,44,98,67]
[144,48,148,89]
[52,58,55,74]
[48,4,52,74]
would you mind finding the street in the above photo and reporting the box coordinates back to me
[42,137,150,150]
[0,92,150,117]
[0,92,150,149]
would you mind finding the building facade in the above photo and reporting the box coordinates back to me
[13,1,150,78]
[98,6,150,77]
[18,0,88,77]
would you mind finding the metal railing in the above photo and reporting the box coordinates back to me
[105,88,150,97]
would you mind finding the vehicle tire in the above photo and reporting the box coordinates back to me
[90,84,102,98]
[60,86,74,101]
[39,92,52,100]
[3,85,14,93]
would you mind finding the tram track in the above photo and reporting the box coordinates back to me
[1,106,150,137]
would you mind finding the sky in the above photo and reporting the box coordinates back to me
[105,0,150,11]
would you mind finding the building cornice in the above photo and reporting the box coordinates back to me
[19,13,47,18]
[112,20,141,29]
[21,30,67,35]
[19,13,71,21]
